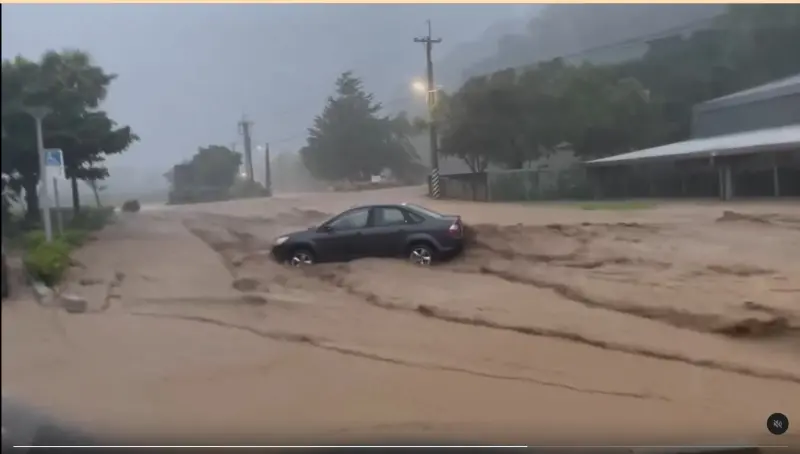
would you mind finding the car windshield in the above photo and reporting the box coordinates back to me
[405,204,445,219]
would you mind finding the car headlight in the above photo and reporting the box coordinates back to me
[274,236,289,246]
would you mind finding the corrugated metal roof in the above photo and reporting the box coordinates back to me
[695,73,800,112]
[585,124,800,166]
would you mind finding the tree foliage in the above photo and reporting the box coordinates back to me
[165,145,244,205]
[300,71,425,183]
[1,49,137,219]
[187,145,243,189]
[436,4,800,171]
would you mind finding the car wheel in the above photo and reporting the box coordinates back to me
[408,243,434,266]
[289,249,315,267]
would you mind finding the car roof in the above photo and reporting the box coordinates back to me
[347,203,408,210]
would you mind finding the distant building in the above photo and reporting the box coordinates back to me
[586,73,800,199]
[692,73,800,139]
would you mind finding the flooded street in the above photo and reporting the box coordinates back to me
[3,187,799,446]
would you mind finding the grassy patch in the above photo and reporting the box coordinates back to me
[4,206,116,286]
[578,201,657,211]
[23,238,73,286]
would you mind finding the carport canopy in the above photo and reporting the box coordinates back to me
[585,124,800,166]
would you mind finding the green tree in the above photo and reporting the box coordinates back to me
[438,4,800,168]
[300,71,423,183]
[188,145,242,189]
[436,85,493,173]
[617,4,800,142]
[1,50,137,220]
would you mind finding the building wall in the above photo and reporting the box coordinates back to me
[692,93,800,138]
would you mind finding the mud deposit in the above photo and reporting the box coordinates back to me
[3,189,800,445]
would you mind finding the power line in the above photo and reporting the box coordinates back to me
[525,12,723,66]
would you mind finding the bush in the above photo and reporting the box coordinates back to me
[229,180,267,199]
[22,230,47,250]
[69,206,115,231]
[23,238,73,286]
[61,229,89,247]
[121,199,141,212]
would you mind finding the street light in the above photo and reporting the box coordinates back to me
[411,79,445,198]
[22,105,54,242]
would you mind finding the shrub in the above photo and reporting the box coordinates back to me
[23,238,73,286]
[70,206,115,231]
[121,199,141,212]
[22,230,47,250]
[61,229,89,247]
[229,180,267,199]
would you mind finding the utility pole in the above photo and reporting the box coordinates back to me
[414,20,442,199]
[263,143,273,197]
[238,116,255,182]
[24,106,54,241]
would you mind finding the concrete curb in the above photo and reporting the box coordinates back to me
[28,276,56,307]
[26,272,88,313]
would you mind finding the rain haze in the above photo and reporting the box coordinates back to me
[3,4,800,445]
[1,4,535,197]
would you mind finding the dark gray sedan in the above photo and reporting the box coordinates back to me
[271,203,465,267]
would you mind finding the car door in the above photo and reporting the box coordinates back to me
[359,207,411,258]
[315,208,370,262]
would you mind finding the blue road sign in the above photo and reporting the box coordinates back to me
[44,149,65,178]
[44,149,64,167]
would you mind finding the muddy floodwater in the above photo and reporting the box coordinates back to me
[3,187,799,446]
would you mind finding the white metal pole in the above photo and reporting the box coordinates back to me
[53,176,64,236]
[34,117,53,242]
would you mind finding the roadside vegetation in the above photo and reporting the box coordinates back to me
[165,145,270,205]
[4,206,115,286]
[2,49,136,288]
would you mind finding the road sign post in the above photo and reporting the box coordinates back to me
[52,177,64,236]
[43,149,65,240]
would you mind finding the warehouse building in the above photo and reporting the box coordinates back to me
[585,73,800,199]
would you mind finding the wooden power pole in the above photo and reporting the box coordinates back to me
[238,116,255,182]
[414,20,442,199]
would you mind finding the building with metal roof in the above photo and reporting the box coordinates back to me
[584,73,800,200]
[586,125,800,166]
[692,73,800,138]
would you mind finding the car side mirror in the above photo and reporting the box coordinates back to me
[318,224,334,233]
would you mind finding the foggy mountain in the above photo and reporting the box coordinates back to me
[465,4,725,78]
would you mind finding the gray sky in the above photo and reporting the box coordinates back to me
[2,4,529,172]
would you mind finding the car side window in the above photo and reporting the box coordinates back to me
[374,208,408,227]
[405,210,425,224]
[328,208,370,230]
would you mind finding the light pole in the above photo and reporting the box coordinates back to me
[412,80,443,197]
[23,106,54,242]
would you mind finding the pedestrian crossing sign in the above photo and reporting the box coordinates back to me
[44,148,65,178]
